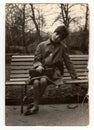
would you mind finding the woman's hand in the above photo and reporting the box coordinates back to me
[36,66,44,73]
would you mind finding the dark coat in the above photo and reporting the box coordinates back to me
[33,39,77,79]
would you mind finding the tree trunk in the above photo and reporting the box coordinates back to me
[81,5,89,54]
[22,4,28,54]
[30,4,41,42]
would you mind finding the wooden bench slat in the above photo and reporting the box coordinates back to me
[69,55,88,58]
[11,64,88,68]
[71,61,88,64]
[11,62,33,65]
[70,57,88,60]
[9,79,88,84]
[12,55,88,58]
[9,76,88,82]
[11,65,87,70]
[11,68,88,74]
[6,81,26,85]
[11,57,88,62]
[11,66,32,69]
[10,78,28,81]
[11,70,29,74]
[12,58,34,61]
[73,65,87,68]
[11,62,87,69]
[12,55,34,58]
[10,74,29,78]
[64,79,88,84]
[63,76,88,80]
[11,61,88,66]
[6,79,88,85]
[10,72,88,79]
[64,68,88,72]
[64,73,88,77]
[12,57,88,61]
[62,65,87,69]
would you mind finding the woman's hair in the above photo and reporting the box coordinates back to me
[54,25,69,40]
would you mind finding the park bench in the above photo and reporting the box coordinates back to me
[6,54,88,113]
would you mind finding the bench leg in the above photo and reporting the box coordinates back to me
[82,93,89,104]
[21,84,27,113]
[21,85,24,113]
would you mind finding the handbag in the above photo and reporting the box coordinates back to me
[29,67,54,79]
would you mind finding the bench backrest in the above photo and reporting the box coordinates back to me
[9,55,88,82]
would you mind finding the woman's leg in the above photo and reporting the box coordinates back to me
[33,79,40,106]
[24,79,40,115]
[24,77,47,115]
[39,77,47,99]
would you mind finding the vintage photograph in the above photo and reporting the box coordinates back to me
[5,3,89,126]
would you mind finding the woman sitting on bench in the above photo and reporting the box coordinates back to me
[24,25,78,116]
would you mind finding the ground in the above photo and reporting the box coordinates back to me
[5,103,89,126]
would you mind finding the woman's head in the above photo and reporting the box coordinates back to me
[51,25,69,43]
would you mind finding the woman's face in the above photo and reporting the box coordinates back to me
[51,32,62,43]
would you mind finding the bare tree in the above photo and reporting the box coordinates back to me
[53,4,82,29]
[29,4,41,41]
[6,4,29,53]
[22,4,28,53]
[29,4,46,41]
[6,3,47,54]
[6,4,16,46]
[60,4,70,28]
[84,4,89,31]
[81,4,89,53]
[53,4,80,50]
